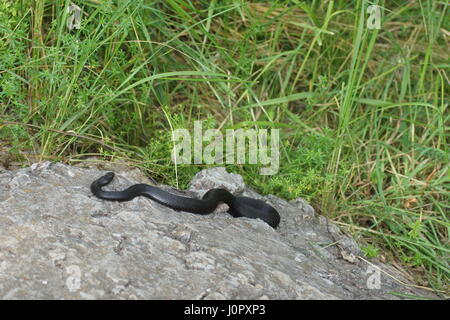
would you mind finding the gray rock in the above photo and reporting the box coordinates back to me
[0,162,438,299]
[189,167,245,196]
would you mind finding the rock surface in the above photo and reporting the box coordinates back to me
[0,162,437,299]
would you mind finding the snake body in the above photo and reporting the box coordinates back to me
[91,172,280,228]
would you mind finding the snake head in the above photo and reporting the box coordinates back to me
[94,172,115,187]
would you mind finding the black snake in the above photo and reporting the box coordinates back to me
[91,172,280,228]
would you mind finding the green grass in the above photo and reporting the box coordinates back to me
[0,0,448,295]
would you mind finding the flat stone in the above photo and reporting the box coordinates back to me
[0,162,438,299]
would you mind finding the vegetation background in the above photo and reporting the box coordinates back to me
[0,0,448,296]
